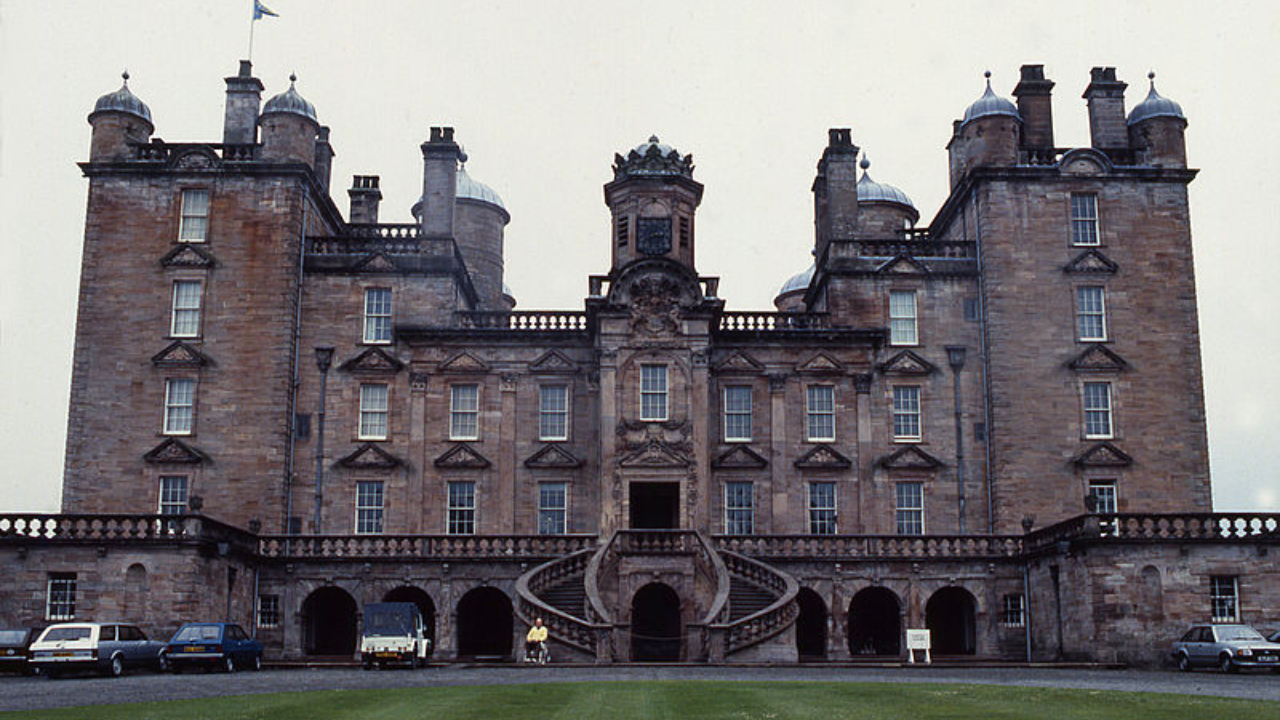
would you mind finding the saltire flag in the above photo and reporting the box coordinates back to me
[253,1,278,20]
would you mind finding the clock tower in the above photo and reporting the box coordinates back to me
[604,136,704,273]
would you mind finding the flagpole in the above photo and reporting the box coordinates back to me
[248,0,256,62]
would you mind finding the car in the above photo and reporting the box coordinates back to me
[360,603,431,669]
[0,628,42,675]
[29,623,167,678]
[165,623,263,673]
[1270,629,1280,644]
[1172,624,1280,673]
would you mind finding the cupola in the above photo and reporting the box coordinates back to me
[87,71,154,161]
[1127,71,1188,168]
[948,72,1022,188]
[258,74,320,165]
[855,157,919,235]
[604,135,704,273]
[774,263,815,312]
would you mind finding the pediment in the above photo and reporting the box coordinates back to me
[797,352,844,374]
[172,149,219,170]
[528,350,576,374]
[715,351,764,374]
[353,252,398,273]
[876,255,930,276]
[434,444,491,469]
[878,349,936,376]
[712,445,768,469]
[794,444,852,469]
[338,443,403,470]
[1063,249,1118,275]
[524,444,584,469]
[1072,442,1133,467]
[339,346,405,374]
[1067,344,1128,373]
[438,352,489,374]
[151,340,212,368]
[1058,148,1113,176]
[159,244,217,269]
[619,439,690,468]
[877,445,944,470]
[143,437,208,465]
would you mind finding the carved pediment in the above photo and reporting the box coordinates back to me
[877,445,944,470]
[794,444,852,469]
[878,349,936,376]
[1064,249,1118,275]
[143,438,208,465]
[715,351,764,374]
[434,444,491,469]
[438,352,489,374]
[159,244,217,269]
[619,439,690,468]
[353,253,398,273]
[1072,442,1133,467]
[628,275,684,337]
[338,443,403,470]
[528,350,576,374]
[152,341,212,368]
[876,255,930,275]
[339,346,405,374]
[1058,148,1113,176]
[524,444,584,469]
[1067,344,1129,373]
[712,445,768,469]
[172,149,218,170]
[797,352,844,374]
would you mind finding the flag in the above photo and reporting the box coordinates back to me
[253,1,278,20]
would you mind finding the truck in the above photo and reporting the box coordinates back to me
[359,603,431,669]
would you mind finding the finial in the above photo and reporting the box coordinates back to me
[860,155,871,171]
[983,70,992,79]
[459,148,469,166]
[1148,70,1156,90]
[649,135,660,143]
[289,72,297,85]
[121,70,130,85]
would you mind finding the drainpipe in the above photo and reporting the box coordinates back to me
[973,192,996,534]
[946,346,967,533]
[284,196,309,547]
[313,346,335,532]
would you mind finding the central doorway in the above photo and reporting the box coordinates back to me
[631,583,682,661]
[629,482,680,529]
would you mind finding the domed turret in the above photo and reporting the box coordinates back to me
[1127,72,1188,168]
[604,134,704,273]
[258,74,319,164]
[502,282,517,311]
[260,75,318,122]
[949,72,1022,188]
[855,157,919,235]
[87,71,154,161]
[774,263,815,312]
[962,72,1021,128]
[417,153,510,310]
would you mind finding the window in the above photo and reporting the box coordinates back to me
[170,280,203,337]
[363,288,392,344]
[723,386,752,442]
[889,290,918,345]
[158,475,188,515]
[1071,193,1099,246]
[963,297,981,322]
[1088,480,1117,514]
[355,480,384,534]
[257,594,280,629]
[46,574,76,621]
[539,384,569,441]
[892,386,922,441]
[1000,594,1026,627]
[616,215,629,246]
[1210,576,1239,623]
[178,189,211,242]
[1083,382,1113,438]
[537,482,568,535]
[163,378,195,435]
[895,481,924,535]
[639,364,668,421]
[807,482,837,535]
[1076,286,1107,341]
[447,481,476,535]
[724,481,754,535]
[449,384,479,440]
[359,383,389,440]
[806,385,835,442]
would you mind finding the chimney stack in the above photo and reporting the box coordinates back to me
[1014,64,1055,151]
[348,175,382,224]
[813,128,860,259]
[313,126,334,194]
[1083,67,1129,152]
[420,127,461,237]
[222,60,263,145]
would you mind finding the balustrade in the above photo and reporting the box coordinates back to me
[256,533,594,559]
[129,142,259,163]
[714,533,1024,559]
[716,312,831,332]
[455,311,589,331]
[829,238,976,259]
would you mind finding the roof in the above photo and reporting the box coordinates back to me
[961,72,1021,128]
[777,263,815,296]
[90,72,152,125]
[1127,73,1186,125]
[260,74,318,123]
[856,158,915,210]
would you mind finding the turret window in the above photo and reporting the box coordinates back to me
[178,189,210,242]
[1071,193,1099,246]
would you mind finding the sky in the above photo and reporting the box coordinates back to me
[1,0,1278,513]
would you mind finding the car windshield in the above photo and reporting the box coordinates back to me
[41,627,91,642]
[173,625,221,642]
[364,608,412,635]
[0,630,28,644]
[1218,626,1264,641]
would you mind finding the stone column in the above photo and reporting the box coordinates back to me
[768,374,788,532]
[829,577,852,660]
[598,348,619,535]
[408,371,429,534]
[854,373,873,533]
[690,348,711,529]
[499,373,518,533]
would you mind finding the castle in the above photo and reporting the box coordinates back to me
[1,61,1275,665]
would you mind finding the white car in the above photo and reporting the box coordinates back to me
[29,623,167,678]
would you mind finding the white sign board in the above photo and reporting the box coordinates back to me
[906,629,931,664]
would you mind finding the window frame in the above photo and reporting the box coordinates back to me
[807,481,837,535]
[538,384,569,442]
[1000,593,1026,628]
[362,287,393,344]
[257,594,281,629]
[895,481,925,535]
[892,385,922,442]
[723,481,754,535]
[639,364,669,422]
[537,481,568,535]
[1210,575,1239,623]
[354,480,385,535]
[446,480,477,535]
[1087,479,1118,514]
[722,385,753,443]
[158,475,189,515]
[1070,192,1100,247]
[449,383,480,441]
[888,289,919,346]
[46,573,77,622]
[170,279,203,338]
[1082,381,1114,439]
[178,188,211,243]
[163,378,196,436]
[805,384,836,442]
[358,383,390,441]
[1075,285,1108,342]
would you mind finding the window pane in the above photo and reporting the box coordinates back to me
[892,386,921,440]
[450,384,479,439]
[363,288,392,343]
[538,482,567,535]
[889,290,918,345]
[806,385,835,441]
[355,481,384,534]
[179,190,210,242]
[808,482,836,535]
[171,281,202,337]
[895,481,924,535]
[640,364,668,421]
[447,481,476,534]
[159,475,188,515]
[359,384,389,439]
[1071,194,1098,246]
[1083,382,1112,438]
[47,574,77,621]
[1076,286,1106,340]
[164,379,195,435]
[539,385,569,440]
[724,481,753,535]
[723,386,752,441]
[1211,576,1238,622]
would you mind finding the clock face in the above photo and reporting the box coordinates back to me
[637,217,672,256]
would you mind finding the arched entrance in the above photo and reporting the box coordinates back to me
[926,586,977,655]
[456,587,513,660]
[848,587,901,656]
[630,583,681,661]
[795,588,828,659]
[301,586,358,656]
[383,586,436,646]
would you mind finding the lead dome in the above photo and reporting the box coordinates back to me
[857,158,915,210]
[1127,72,1186,125]
[261,74,318,123]
[962,72,1021,127]
[90,71,152,125]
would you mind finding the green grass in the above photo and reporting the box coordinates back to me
[4,681,1273,720]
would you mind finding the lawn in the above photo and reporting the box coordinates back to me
[4,681,1273,719]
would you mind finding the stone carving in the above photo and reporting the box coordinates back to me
[712,445,768,469]
[159,244,217,268]
[878,350,937,376]
[338,443,403,470]
[528,350,576,373]
[1072,442,1133,467]
[339,346,405,374]
[1064,249,1119,275]
[617,418,691,454]
[151,341,213,368]
[437,351,490,374]
[767,373,788,393]
[1067,344,1129,373]
[434,444,491,469]
[173,150,216,169]
[500,373,518,392]
[797,352,844,374]
[877,445,944,470]
[715,351,764,374]
[619,439,690,468]
[628,276,682,336]
[524,444,584,469]
[409,371,429,391]
[353,253,398,273]
[876,255,930,276]
[143,437,208,465]
[794,444,853,469]
[853,373,873,394]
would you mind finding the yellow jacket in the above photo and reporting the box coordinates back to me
[527,625,548,643]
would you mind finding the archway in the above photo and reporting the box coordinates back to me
[301,586,358,656]
[383,586,436,646]
[848,587,901,656]
[456,587,513,660]
[926,586,977,655]
[795,588,828,659]
[124,564,147,623]
[631,583,681,661]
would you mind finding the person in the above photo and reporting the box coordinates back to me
[525,618,548,663]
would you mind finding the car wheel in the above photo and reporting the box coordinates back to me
[1176,653,1192,672]
[1220,654,1238,673]
[157,653,169,673]
[223,654,236,673]
[108,655,125,678]
[252,653,262,671]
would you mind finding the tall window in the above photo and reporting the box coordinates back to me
[449,384,479,440]
[363,288,392,344]
[892,386,922,441]
[539,384,569,441]
[355,480,384,534]
[170,280,203,337]
[724,481,754,535]
[1088,480,1117,514]
[723,386,752,442]
[640,364,668,421]
[1000,594,1026,627]
[889,290,918,345]
[257,594,281,629]
[178,189,211,242]
[1076,286,1107,341]
[447,481,476,535]
[163,378,195,435]
[807,482,837,535]
[1083,382,1113,438]
[359,383,389,440]
[895,481,924,535]
[1210,575,1239,623]
[537,482,568,535]
[46,573,76,621]
[806,385,835,442]
[158,475,189,515]
[1071,193,1099,246]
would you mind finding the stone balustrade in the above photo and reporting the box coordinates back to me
[712,549,800,655]
[455,311,590,331]
[130,142,259,163]
[514,548,605,655]
[830,238,977,259]
[717,312,831,332]
[713,533,1024,559]
[257,533,595,560]
[346,223,424,240]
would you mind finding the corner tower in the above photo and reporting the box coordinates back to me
[604,136,704,273]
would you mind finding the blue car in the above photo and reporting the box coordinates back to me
[165,623,263,673]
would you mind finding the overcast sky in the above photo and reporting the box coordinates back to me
[1,0,1277,514]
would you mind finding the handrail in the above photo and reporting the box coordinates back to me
[711,549,800,654]
[583,530,619,625]
[513,548,606,655]
[694,531,731,626]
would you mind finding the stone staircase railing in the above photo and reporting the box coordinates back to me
[513,547,607,656]
[710,549,799,657]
